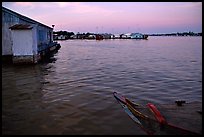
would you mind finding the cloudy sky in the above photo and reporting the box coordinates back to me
[2,2,202,34]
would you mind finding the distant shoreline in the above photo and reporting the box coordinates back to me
[147,32,202,36]
[53,31,202,40]
[147,35,202,37]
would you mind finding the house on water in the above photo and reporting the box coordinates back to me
[2,6,60,64]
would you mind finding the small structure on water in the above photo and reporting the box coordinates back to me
[54,35,66,40]
[130,33,148,39]
[120,33,148,39]
[2,6,61,64]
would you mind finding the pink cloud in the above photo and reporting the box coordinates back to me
[2,2,202,33]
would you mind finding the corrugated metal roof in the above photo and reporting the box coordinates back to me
[2,7,53,29]
[9,24,33,30]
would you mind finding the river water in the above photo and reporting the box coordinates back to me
[2,36,202,135]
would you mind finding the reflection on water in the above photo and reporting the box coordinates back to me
[2,37,202,135]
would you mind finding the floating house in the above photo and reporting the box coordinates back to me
[119,33,148,39]
[101,33,112,39]
[120,33,131,39]
[130,33,148,39]
[2,6,60,64]
[113,34,121,39]
[55,35,66,40]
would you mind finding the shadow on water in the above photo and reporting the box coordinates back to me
[39,54,57,64]
[38,49,60,64]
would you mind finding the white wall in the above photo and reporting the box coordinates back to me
[12,30,33,56]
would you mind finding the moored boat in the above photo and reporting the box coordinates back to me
[113,91,200,135]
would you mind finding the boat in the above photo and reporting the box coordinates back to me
[113,92,200,135]
[113,92,154,135]
[146,103,167,124]
[95,34,103,40]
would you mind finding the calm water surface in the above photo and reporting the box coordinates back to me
[2,36,202,135]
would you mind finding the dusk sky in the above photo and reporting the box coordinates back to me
[2,2,202,34]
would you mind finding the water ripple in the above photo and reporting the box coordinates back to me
[2,37,202,135]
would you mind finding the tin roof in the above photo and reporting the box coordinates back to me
[9,24,33,30]
[2,7,53,29]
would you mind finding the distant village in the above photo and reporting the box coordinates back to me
[53,31,202,40]
[53,31,148,40]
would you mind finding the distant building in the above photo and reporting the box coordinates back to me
[2,6,59,64]
[114,34,121,39]
[120,33,131,39]
[101,33,112,39]
[56,35,66,40]
[130,33,143,39]
[76,33,85,39]
[110,34,115,39]
[70,34,77,39]
[86,34,96,39]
